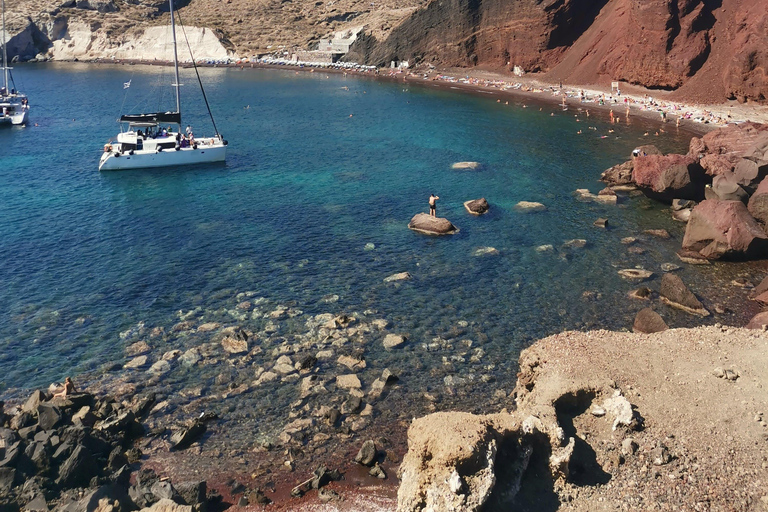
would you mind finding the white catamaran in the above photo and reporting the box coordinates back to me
[98,0,226,171]
[0,0,29,127]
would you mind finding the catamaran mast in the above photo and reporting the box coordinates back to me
[169,0,181,121]
[2,0,8,92]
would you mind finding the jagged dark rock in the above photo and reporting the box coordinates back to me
[56,445,96,489]
[36,404,63,431]
[354,440,377,466]
[175,481,207,507]
[169,421,206,451]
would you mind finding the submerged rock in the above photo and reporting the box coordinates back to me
[514,201,546,212]
[452,161,481,170]
[221,336,248,354]
[473,246,498,257]
[627,287,652,300]
[383,334,406,349]
[618,269,654,281]
[384,271,411,282]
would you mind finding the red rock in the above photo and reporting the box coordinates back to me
[632,154,705,202]
[633,308,668,334]
[659,273,709,317]
[753,291,768,306]
[753,275,768,296]
[361,0,768,103]
[746,311,768,330]
[681,199,768,260]
[699,154,739,177]
[748,177,768,226]
[699,122,768,159]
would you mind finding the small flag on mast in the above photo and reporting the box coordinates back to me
[123,80,131,89]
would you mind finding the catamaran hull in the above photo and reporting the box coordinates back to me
[99,144,226,171]
[11,110,27,125]
[0,109,27,126]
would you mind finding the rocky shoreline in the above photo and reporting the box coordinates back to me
[3,65,767,510]
[4,320,767,511]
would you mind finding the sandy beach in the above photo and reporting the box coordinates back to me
[387,66,768,133]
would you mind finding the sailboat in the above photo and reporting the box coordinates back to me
[0,0,29,127]
[98,0,226,171]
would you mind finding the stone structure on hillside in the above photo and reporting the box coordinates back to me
[293,28,363,63]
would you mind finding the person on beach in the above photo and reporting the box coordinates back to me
[429,194,439,217]
[53,377,76,398]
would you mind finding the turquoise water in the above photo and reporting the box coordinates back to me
[0,63,753,427]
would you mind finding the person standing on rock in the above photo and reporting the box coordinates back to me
[429,194,439,217]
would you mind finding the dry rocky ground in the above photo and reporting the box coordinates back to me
[207,325,768,511]
[373,326,768,512]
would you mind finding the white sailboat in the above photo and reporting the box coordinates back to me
[98,0,226,171]
[0,0,29,127]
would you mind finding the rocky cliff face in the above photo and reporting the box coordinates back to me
[2,0,232,62]
[354,0,768,104]
[2,0,766,103]
[1,0,423,62]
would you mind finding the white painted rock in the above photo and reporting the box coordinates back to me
[451,161,481,170]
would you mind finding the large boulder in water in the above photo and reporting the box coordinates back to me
[464,198,489,215]
[659,273,709,317]
[408,213,457,235]
[681,199,768,260]
[601,160,634,186]
[748,176,768,226]
[632,154,706,202]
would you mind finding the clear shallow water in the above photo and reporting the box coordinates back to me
[0,64,757,419]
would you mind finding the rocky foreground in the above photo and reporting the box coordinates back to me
[397,326,768,512]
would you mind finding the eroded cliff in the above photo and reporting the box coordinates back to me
[355,0,768,104]
[2,0,766,103]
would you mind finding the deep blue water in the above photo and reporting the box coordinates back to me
[0,63,751,410]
